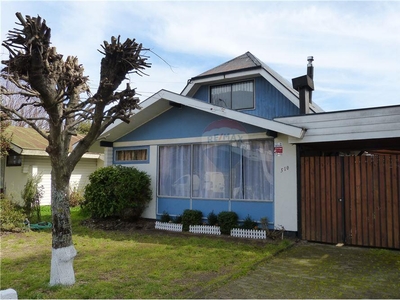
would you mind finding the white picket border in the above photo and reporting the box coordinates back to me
[189,225,221,235]
[230,228,267,239]
[155,221,183,232]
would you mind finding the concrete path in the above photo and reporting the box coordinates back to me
[200,242,400,299]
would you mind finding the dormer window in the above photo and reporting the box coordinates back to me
[210,81,254,110]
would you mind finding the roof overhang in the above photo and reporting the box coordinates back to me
[94,90,305,148]
[276,104,400,147]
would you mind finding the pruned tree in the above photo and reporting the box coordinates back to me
[0,79,48,129]
[0,112,12,157]
[0,12,151,286]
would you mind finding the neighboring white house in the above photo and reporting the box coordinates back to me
[1,126,103,206]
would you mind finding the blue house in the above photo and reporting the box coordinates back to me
[93,52,322,233]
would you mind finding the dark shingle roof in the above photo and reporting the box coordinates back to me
[195,51,262,79]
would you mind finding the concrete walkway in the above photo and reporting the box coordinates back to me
[200,242,400,299]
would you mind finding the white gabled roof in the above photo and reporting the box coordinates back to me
[95,90,305,146]
[181,52,323,114]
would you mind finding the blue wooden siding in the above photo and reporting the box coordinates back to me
[157,197,274,225]
[192,76,299,120]
[117,106,266,142]
[192,85,209,103]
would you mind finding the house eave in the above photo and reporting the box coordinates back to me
[96,90,306,144]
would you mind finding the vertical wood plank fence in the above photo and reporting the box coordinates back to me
[301,155,400,249]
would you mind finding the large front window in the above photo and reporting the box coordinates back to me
[211,81,254,110]
[158,140,274,200]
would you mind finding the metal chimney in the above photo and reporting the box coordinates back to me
[292,56,315,115]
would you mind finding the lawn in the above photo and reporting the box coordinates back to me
[0,207,291,299]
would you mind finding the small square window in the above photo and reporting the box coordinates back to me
[6,151,22,166]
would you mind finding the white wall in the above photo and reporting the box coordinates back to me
[274,134,298,232]
[121,145,157,219]
[5,156,101,206]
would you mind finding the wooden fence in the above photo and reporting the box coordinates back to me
[301,155,400,249]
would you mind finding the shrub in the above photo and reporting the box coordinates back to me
[218,211,238,235]
[173,214,182,224]
[69,186,85,207]
[160,211,171,223]
[21,174,44,222]
[82,165,152,221]
[0,197,26,232]
[241,214,257,229]
[182,209,203,231]
[207,210,218,226]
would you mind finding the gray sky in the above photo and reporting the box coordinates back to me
[1,1,400,111]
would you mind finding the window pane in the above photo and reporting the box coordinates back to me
[232,81,254,110]
[159,145,191,197]
[232,140,274,200]
[211,85,232,108]
[193,144,230,198]
[116,149,148,161]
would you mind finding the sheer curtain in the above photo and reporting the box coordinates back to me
[193,144,230,198]
[159,145,191,197]
[232,140,274,200]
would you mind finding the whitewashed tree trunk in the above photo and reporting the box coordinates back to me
[50,245,77,286]
[49,167,76,286]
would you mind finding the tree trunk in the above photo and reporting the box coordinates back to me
[49,166,76,286]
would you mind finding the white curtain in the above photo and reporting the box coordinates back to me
[193,144,230,198]
[158,140,273,200]
[232,140,274,200]
[159,145,191,197]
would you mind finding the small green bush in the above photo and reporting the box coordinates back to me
[160,211,171,223]
[218,211,238,235]
[207,210,218,225]
[241,214,257,229]
[21,174,44,222]
[82,165,152,221]
[182,209,203,231]
[0,197,26,232]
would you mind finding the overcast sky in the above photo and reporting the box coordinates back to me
[1,1,400,111]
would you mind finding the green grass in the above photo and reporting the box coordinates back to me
[1,206,291,299]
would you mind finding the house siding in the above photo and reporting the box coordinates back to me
[192,76,299,120]
[117,106,267,142]
[5,156,100,206]
[112,106,288,228]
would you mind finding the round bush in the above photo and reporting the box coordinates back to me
[82,165,152,221]
[217,211,238,235]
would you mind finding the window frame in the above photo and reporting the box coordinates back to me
[210,80,255,110]
[113,146,150,164]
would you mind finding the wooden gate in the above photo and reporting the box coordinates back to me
[301,155,400,249]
